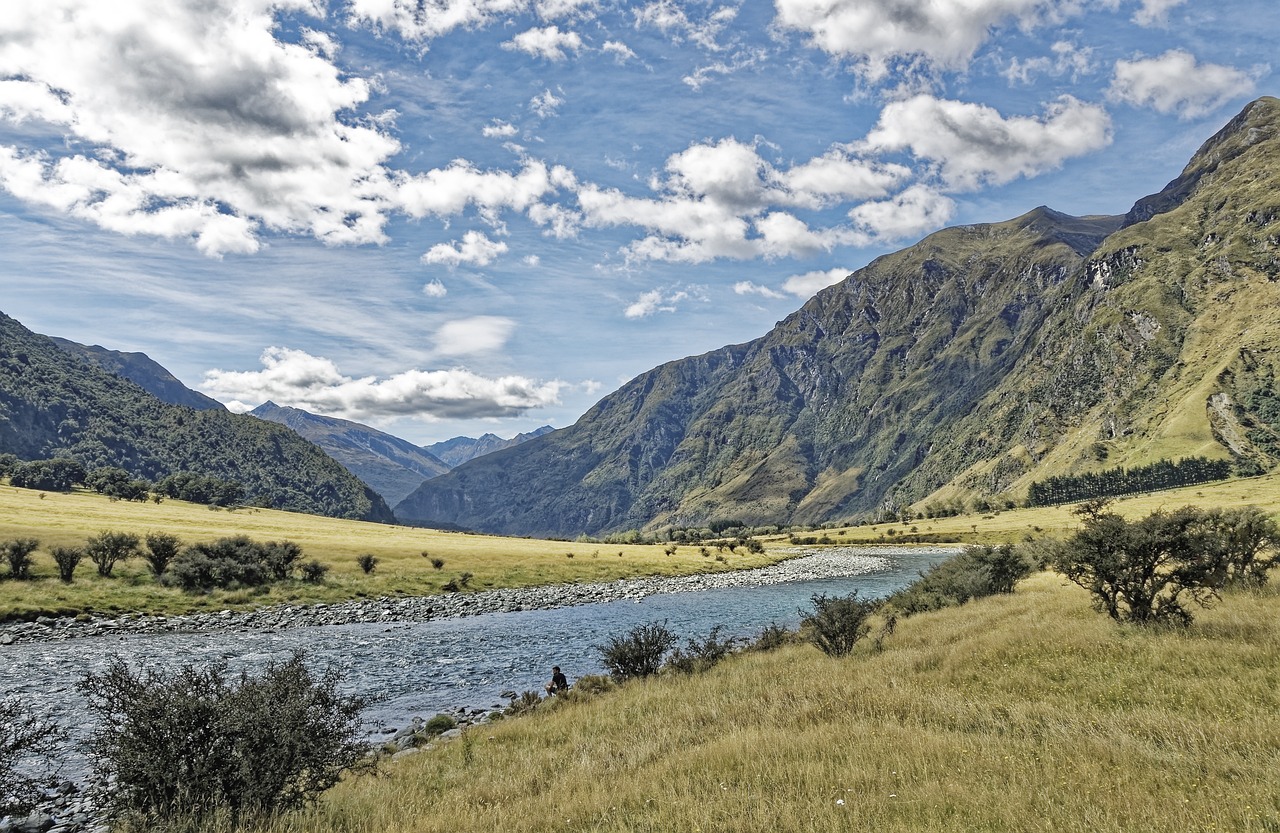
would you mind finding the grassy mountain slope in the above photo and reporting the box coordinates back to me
[251,402,451,506]
[48,337,226,411]
[0,313,394,522]
[397,98,1280,537]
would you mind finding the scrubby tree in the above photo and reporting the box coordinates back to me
[1054,503,1226,625]
[85,530,141,577]
[801,592,878,657]
[598,621,678,681]
[142,532,182,577]
[2,538,40,580]
[10,458,86,492]
[968,543,1035,594]
[51,545,84,583]
[1195,506,1279,587]
[357,553,377,574]
[79,652,371,830]
[665,625,738,674]
[0,696,63,816]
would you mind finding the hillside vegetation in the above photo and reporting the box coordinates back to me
[263,571,1280,833]
[0,312,393,523]
[397,97,1280,538]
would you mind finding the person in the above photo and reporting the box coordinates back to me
[545,665,569,695]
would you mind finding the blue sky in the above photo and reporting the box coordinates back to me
[0,0,1274,444]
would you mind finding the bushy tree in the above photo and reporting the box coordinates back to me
[142,532,182,577]
[78,652,371,830]
[85,530,140,577]
[1194,506,1279,587]
[801,592,878,657]
[0,696,63,817]
[10,458,86,492]
[51,545,84,583]
[598,621,678,681]
[665,625,739,674]
[1055,503,1225,625]
[2,538,39,580]
[85,467,150,501]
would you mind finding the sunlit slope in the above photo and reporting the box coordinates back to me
[274,573,1280,833]
[398,98,1280,538]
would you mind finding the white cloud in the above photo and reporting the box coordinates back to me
[781,268,852,298]
[433,315,517,355]
[1108,50,1258,119]
[733,281,785,299]
[623,286,705,318]
[1003,41,1096,85]
[1132,0,1186,26]
[634,1,737,51]
[420,230,509,266]
[863,95,1112,190]
[482,120,519,138]
[201,346,561,421]
[772,0,1092,79]
[397,159,563,220]
[522,254,542,266]
[602,40,638,62]
[502,26,584,61]
[535,0,598,17]
[422,279,449,298]
[848,183,955,241]
[530,89,565,118]
[576,137,909,262]
[346,0,526,41]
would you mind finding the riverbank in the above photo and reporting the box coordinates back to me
[0,547,954,645]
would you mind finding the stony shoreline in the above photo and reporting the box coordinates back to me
[0,547,955,646]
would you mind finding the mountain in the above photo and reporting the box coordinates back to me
[395,97,1280,537]
[0,314,394,523]
[425,426,556,468]
[250,402,450,506]
[48,337,226,411]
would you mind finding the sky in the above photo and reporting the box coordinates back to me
[0,0,1275,445]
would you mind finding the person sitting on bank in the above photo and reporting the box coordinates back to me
[545,666,569,695]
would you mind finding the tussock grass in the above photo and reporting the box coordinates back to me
[0,486,783,620]
[264,573,1280,833]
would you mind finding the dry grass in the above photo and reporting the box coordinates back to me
[263,573,1280,833]
[0,485,782,619]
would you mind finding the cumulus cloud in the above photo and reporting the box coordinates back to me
[848,183,955,241]
[201,346,561,421]
[433,316,517,355]
[530,89,566,118]
[346,0,526,41]
[420,230,509,266]
[1108,50,1258,119]
[862,95,1112,190]
[482,120,519,138]
[781,267,852,298]
[422,279,449,298]
[502,26,584,61]
[397,159,568,220]
[772,0,1089,79]
[576,137,910,262]
[623,286,705,318]
[1002,41,1096,85]
[1132,0,1186,26]
[733,281,785,299]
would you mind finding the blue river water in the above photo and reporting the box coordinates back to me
[1,547,951,771]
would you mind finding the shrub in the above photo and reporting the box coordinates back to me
[51,545,84,583]
[748,622,795,652]
[885,544,1034,616]
[598,621,678,681]
[10,458,85,492]
[1054,503,1227,626]
[1195,506,1279,587]
[78,652,371,830]
[504,691,543,716]
[300,560,329,584]
[0,696,63,817]
[85,530,140,578]
[429,556,445,570]
[801,592,878,657]
[162,537,305,592]
[442,571,473,592]
[665,625,739,674]
[2,538,39,580]
[356,553,378,574]
[423,713,457,736]
[142,532,182,577]
[569,674,615,696]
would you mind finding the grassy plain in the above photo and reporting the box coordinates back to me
[0,485,781,620]
[261,572,1280,833]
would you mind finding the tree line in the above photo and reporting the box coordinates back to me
[1026,456,1232,507]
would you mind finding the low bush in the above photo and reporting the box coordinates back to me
[357,554,378,574]
[885,544,1034,616]
[2,538,39,580]
[78,651,371,830]
[748,622,796,652]
[505,691,543,716]
[598,621,678,681]
[801,592,878,657]
[423,713,457,736]
[85,530,140,578]
[51,545,84,583]
[665,625,739,674]
[300,560,329,584]
[161,536,305,592]
[142,532,182,577]
[0,696,63,817]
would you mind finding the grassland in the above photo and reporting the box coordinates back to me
[0,485,782,620]
[255,572,1280,833]
[4,472,1279,621]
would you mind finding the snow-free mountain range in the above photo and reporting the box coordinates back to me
[4,98,1279,535]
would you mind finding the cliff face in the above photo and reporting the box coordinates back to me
[396,97,1280,537]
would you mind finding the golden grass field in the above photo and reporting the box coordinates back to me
[254,572,1280,833]
[0,485,782,620]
